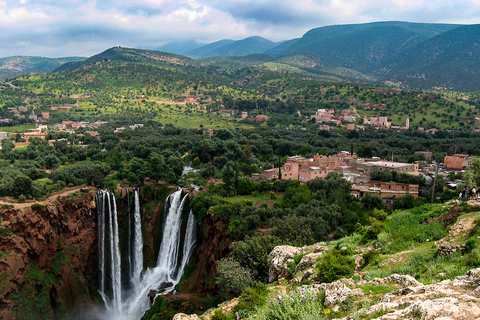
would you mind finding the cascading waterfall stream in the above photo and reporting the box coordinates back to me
[97,189,196,320]
[132,188,143,288]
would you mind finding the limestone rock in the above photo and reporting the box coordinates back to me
[268,245,302,283]
[173,313,200,320]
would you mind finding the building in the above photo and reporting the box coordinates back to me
[252,168,279,181]
[41,112,50,119]
[346,158,418,173]
[203,129,214,137]
[351,181,419,203]
[241,112,248,118]
[415,151,433,159]
[256,115,267,122]
[0,132,8,140]
[444,154,469,170]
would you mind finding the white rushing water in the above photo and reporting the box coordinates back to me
[132,188,143,288]
[97,189,196,320]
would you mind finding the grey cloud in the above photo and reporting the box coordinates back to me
[215,1,331,27]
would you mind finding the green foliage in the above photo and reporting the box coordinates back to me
[142,296,168,320]
[361,250,380,269]
[30,203,46,210]
[211,309,235,320]
[314,249,355,283]
[215,257,253,297]
[255,291,326,320]
[378,204,448,253]
[0,226,13,237]
[233,282,268,313]
[230,234,282,282]
[13,265,65,320]
[49,161,110,187]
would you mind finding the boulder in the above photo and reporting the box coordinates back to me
[268,245,302,283]
[172,313,200,320]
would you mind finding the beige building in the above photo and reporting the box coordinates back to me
[345,158,418,173]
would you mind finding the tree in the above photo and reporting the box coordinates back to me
[44,154,61,170]
[200,162,216,179]
[466,157,480,188]
[1,139,14,153]
[215,257,253,297]
[12,176,32,198]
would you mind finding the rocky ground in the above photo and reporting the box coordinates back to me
[175,203,480,320]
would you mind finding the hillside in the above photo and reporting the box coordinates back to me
[376,24,480,92]
[0,56,85,80]
[196,36,276,58]
[53,47,195,73]
[184,201,480,320]
[186,39,236,59]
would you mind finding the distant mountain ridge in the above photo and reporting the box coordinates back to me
[0,56,85,80]
[4,21,480,92]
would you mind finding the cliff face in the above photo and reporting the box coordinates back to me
[0,191,98,320]
[181,212,232,294]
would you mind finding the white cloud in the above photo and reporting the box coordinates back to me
[0,0,480,57]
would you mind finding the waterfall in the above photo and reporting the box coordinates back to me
[97,189,196,320]
[132,188,143,287]
[96,190,122,315]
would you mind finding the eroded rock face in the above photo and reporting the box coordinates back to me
[0,192,98,320]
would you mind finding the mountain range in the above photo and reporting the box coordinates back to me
[2,21,480,92]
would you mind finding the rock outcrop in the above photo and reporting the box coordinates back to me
[172,313,200,320]
[268,243,328,283]
[0,191,98,320]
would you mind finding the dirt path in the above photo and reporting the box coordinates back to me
[0,185,96,209]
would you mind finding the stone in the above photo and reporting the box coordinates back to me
[172,313,200,320]
[268,245,302,283]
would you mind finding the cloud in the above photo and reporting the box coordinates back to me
[0,0,479,57]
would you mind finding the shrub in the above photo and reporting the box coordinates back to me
[215,257,253,297]
[211,309,234,320]
[233,282,268,313]
[314,249,355,283]
[30,203,46,210]
[255,291,326,320]
[361,250,380,269]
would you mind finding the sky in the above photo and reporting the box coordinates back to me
[1,0,479,58]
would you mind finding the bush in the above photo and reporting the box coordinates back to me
[230,234,282,282]
[30,203,46,210]
[255,291,326,320]
[215,257,253,297]
[361,250,380,269]
[234,282,268,313]
[314,249,355,283]
[211,309,234,320]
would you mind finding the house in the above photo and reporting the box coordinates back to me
[351,181,419,204]
[241,112,248,119]
[41,112,50,119]
[345,158,418,173]
[256,115,267,122]
[203,129,214,137]
[444,154,469,170]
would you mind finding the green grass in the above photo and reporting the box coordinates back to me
[0,124,35,133]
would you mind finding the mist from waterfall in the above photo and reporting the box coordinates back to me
[96,189,196,320]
